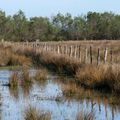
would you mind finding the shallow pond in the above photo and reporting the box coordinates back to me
[0,69,120,120]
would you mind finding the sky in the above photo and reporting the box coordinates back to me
[0,0,119,18]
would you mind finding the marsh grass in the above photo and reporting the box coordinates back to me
[35,69,48,81]
[21,67,32,85]
[76,111,95,120]
[0,45,32,67]
[75,64,120,94]
[8,67,33,95]
[9,83,19,99]
[24,107,51,120]
[12,41,120,95]
[9,71,19,87]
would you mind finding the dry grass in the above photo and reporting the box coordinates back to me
[24,107,51,120]
[21,68,32,86]
[7,40,120,95]
[76,111,95,120]
[9,71,19,87]
[75,64,120,94]
[20,46,120,94]
[35,69,48,81]
[0,45,32,67]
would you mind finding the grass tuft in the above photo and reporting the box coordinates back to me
[35,69,48,81]
[24,107,51,120]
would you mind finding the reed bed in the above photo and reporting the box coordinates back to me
[0,45,32,67]
[75,64,120,94]
[3,40,120,95]
[19,47,120,95]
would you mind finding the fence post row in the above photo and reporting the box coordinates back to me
[4,42,115,65]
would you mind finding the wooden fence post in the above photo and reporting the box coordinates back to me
[110,48,113,64]
[74,45,77,58]
[65,45,68,55]
[97,48,100,65]
[57,45,60,54]
[78,45,81,62]
[70,46,73,57]
[85,47,88,64]
[104,47,108,64]
[90,46,92,64]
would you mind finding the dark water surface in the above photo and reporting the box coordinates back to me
[0,70,119,120]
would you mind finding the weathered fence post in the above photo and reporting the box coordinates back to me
[97,48,100,65]
[78,45,81,62]
[57,45,60,54]
[110,48,113,64]
[90,46,92,64]
[70,45,73,57]
[104,47,108,64]
[26,41,28,47]
[85,47,88,64]
[64,45,67,55]
[74,45,77,58]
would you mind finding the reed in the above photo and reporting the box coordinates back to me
[35,69,48,81]
[24,107,51,120]
[0,45,32,67]
[7,41,120,95]
[75,64,120,94]
[21,68,32,86]
[9,71,19,87]
[76,111,95,120]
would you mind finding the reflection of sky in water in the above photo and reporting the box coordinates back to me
[0,70,119,120]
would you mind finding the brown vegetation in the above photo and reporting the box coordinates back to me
[24,107,51,120]
[0,45,32,67]
[35,69,48,81]
[75,64,120,94]
[9,71,19,87]
[21,46,120,94]
[76,111,95,120]
[4,41,120,95]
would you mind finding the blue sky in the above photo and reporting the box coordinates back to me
[0,0,119,18]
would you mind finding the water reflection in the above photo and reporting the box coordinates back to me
[0,70,119,120]
[9,85,19,100]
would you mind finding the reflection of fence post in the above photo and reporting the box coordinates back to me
[97,48,100,66]
[112,107,114,120]
[104,48,108,64]
[90,46,92,64]
[110,48,113,64]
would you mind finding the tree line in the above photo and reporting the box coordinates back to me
[0,9,120,41]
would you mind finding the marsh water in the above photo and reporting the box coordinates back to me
[0,69,120,120]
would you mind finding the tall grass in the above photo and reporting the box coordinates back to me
[24,107,51,120]
[10,41,120,95]
[0,45,32,67]
[35,69,48,81]
[9,71,19,87]
[75,65,120,94]
[76,111,95,120]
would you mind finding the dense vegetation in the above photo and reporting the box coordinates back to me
[0,10,120,41]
